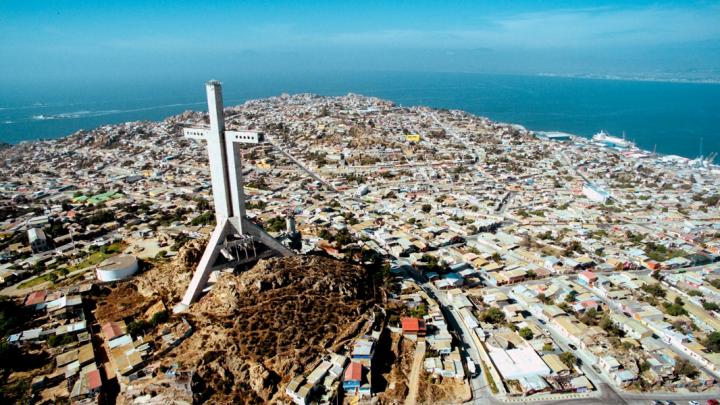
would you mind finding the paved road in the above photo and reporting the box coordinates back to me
[264,135,339,192]
[424,279,502,403]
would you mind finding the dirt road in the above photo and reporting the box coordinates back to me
[404,339,426,405]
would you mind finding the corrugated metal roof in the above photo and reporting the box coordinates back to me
[345,362,362,381]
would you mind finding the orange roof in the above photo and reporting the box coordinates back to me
[579,270,597,281]
[345,362,362,381]
[101,321,124,340]
[87,369,102,390]
[25,290,47,306]
[401,317,426,333]
[580,300,599,309]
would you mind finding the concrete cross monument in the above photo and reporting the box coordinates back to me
[174,80,293,313]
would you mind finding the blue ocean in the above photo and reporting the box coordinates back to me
[1,72,718,159]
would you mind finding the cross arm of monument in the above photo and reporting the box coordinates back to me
[182,125,264,227]
[183,127,264,144]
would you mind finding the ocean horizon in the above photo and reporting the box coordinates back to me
[1,71,718,159]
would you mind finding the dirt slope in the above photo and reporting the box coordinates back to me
[165,255,377,404]
[97,238,378,404]
[95,239,201,323]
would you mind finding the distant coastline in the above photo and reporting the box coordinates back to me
[0,72,718,159]
[537,72,720,85]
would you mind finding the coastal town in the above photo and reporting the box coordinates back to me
[2,93,720,405]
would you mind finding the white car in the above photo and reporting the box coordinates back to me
[688,401,699,405]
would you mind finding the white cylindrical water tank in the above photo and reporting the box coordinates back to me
[96,254,139,282]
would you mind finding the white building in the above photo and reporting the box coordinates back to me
[487,345,551,380]
[582,183,610,204]
[28,228,49,253]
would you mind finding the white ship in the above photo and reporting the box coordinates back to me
[592,130,636,150]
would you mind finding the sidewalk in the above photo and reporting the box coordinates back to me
[499,391,597,403]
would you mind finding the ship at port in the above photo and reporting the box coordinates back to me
[592,130,636,150]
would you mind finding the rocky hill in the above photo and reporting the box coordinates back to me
[96,243,380,404]
[94,239,203,324]
[174,255,378,404]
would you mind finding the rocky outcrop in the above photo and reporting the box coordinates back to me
[161,255,378,404]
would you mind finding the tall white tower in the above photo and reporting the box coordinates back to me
[174,80,293,313]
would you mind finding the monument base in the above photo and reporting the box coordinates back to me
[173,217,293,313]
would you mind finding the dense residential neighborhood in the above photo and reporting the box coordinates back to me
[2,93,720,404]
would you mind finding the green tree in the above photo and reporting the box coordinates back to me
[318,229,332,240]
[564,290,578,303]
[421,204,432,213]
[599,315,613,330]
[479,307,506,324]
[640,283,666,298]
[518,327,534,340]
[127,319,149,337]
[150,310,169,326]
[334,228,354,247]
[191,211,215,226]
[579,308,598,326]
[664,303,688,317]
[409,304,428,318]
[421,254,442,272]
[537,293,553,305]
[559,352,577,368]
[673,358,699,378]
[264,216,286,233]
[705,332,720,353]
[47,334,75,347]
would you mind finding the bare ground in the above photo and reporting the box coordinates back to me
[96,241,379,404]
[417,372,467,405]
[375,333,415,405]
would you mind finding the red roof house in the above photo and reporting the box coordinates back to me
[86,369,102,390]
[578,270,598,286]
[345,362,362,382]
[645,260,661,271]
[25,290,47,306]
[401,317,427,337]
[101,321,126,341]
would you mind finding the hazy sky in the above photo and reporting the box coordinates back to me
[1,1,719,83]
